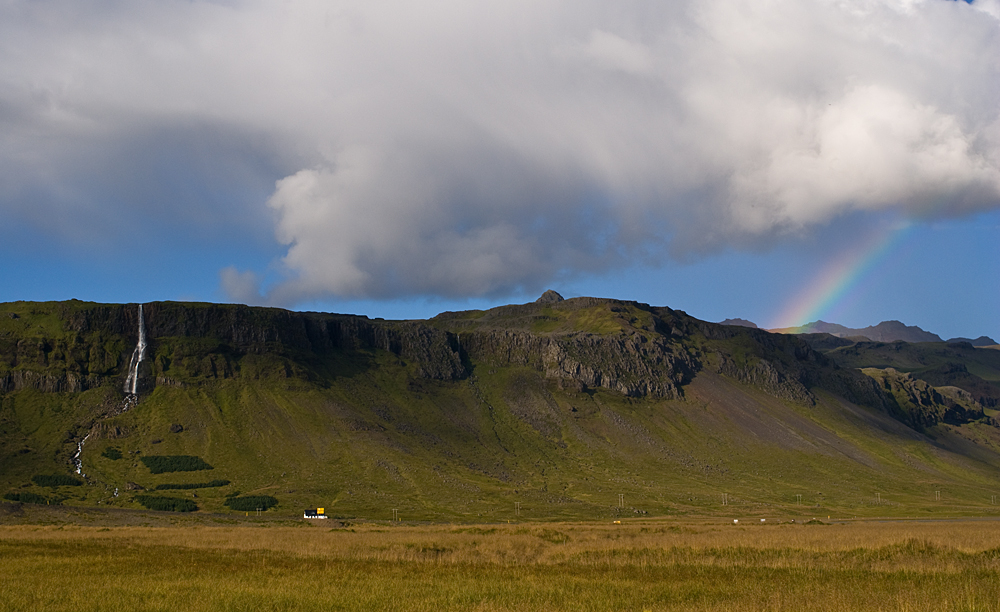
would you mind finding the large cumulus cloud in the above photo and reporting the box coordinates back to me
[2,0,999,304]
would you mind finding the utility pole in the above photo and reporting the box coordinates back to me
[619,493,624,508]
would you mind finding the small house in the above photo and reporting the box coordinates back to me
[303,507,328,519]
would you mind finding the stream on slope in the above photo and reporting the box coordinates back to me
[72,305,147,491]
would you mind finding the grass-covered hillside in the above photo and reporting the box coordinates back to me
[2,296,1000,521]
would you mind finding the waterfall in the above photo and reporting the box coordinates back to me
[124,304,147,395]
[72,433,91,476]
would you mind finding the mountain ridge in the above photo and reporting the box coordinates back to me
[947,336,999,347]
[2,297,999,520]
[770,319,943,343]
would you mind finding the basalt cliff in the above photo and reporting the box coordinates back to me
[1,295,998,520]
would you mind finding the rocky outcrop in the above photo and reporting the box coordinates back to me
[807,366,896,413]
[0,333,125,380]
[0,369,106,393]
[917,362,1000,409]
[716,355,813,404]
[861,368,986,429]
[545,333,696,398]
[535,290,565,304]
[92,421,131,439]
[459,330,695,398]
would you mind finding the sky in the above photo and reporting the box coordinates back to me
[1,0,998,342]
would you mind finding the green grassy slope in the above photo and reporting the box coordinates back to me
[2,299,1000,521]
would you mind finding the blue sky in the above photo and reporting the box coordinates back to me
[1,0,998,342]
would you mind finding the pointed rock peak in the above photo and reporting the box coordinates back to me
[536,290,565,304]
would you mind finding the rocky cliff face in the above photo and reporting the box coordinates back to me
[861,367,985,429]
[0,304,126,393]
[1,298,896,412]
[67,301,466,376]
[0,369,106,394]
[714,354,814,404]
[457,329,696,398]
[0,301,467,393]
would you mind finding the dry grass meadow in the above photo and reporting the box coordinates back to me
[2,513,1000,611]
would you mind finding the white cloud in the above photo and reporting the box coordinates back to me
[1,0,998,303]
[220,266,264,305]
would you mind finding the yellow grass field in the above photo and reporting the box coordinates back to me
[2,517,1000,611]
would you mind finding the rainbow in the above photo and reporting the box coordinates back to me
[769,221,913,330]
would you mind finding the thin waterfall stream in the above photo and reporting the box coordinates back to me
[124,304,147,396]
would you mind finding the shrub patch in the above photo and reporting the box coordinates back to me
[31,474,82,487]
[135,495,198,512]
[140,455,213,474]
[101,447,123,460]
[154,480,231,490]
[4,492,50,504]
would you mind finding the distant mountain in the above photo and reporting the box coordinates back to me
[858,321,943,343]
[718,318,757,328]
[771,320,942,343]
[947,336,998,347]
[771,320,854,336]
